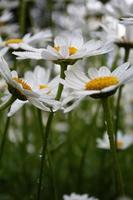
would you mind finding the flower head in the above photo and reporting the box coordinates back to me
[0,30,52,56]
[0,57,60,114]
[63,193,98,200]
[96,131,133,150]
[7,66,60,117]
[62,62,133,112]
[13,32,112,65]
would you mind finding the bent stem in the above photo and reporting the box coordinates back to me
[102,97,125,197]
[36,63,67,200]
[0,96,16,112]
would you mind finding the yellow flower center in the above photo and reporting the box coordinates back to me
[5,38,23,45]
[85,76,119,90]
[39,84,48,89]
[13,77,32,91]
[54,46,78,55]
[117,140,124,149]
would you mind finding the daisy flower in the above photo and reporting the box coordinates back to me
[0,1,18,9]
[120,17,133,25]
[0,30,52,56]
[64,62,133,98]
[105,0,133,19]
[97,16,126,42]
[62,62,133,112]
[63,193,98,200]
[13,32,112,64]
[7,66,60,116]
[96,131,133,150]
[0,57,60,113]
[0,10,13,24]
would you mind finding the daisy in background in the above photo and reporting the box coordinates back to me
[0,10,13,25]
[0,57,60,113]
[7,65,60,117]
[0,10,18,38]
[62,62,133,112]
[105,0,133,19]
[96,131,133,150]
[94,16,126,43]
[63,193,98,200]
[120,16,133,25]
[0,0,18,9]
[13,32,112,64]
[0,30,52,56]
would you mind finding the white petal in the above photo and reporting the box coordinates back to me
[0,57,12,82]
[28,97,50,111]
[13,51,42,60]
[54,35,67,46]
[41,49,59,60]
[112,62,130,77]
[59,46,69,58]
[7,100,27,117]
[88,68,99,79]
[98,66,111,77]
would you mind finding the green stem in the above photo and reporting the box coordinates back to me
[0,96,16,112]
[36,63,67,200]
[115,48,130,140]
[37,109,44,139]
[0,117,10,164]
[47,151,57,200]
[102,97,125,197]
[19,0,26,35]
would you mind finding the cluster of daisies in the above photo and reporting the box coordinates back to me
[0,30,133,150]
[0,0,133,199]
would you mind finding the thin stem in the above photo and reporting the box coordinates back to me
[19,0,26,35]
[102,97,125,197]
[55,63,67,100]
[37,111,54,200]
[47,151,57,200]
[37,109,44,139]
[36,62,67,200]
[0,117,10,164]
[124,48,130,63]
[115,48,130,140]
[0,96,16,112]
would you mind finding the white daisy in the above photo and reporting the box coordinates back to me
[63,193,98,200]
[96,131,133,150]
[120,17,133,25]
[7,66,60,117]
[13,32,112,64]
[0,30,52,56]
[62,62,133,112]
[97,16,126,42]
[105,0,133,19]
[0,10,13,23]
[0,1,18,9]
[0,57,60,113]
[64,62,133,97]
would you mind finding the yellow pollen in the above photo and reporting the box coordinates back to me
[117,140,124,149]
[5,38,23,45]
[13,77,32,90]
[39,84,48,89]
[54,46,78,55]
[85,76,119,90]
